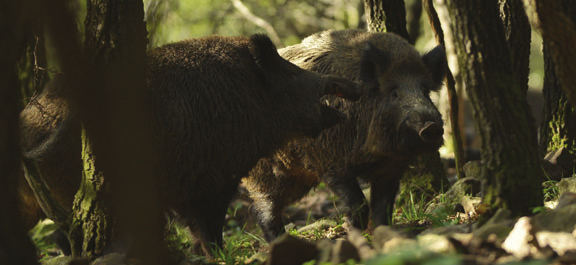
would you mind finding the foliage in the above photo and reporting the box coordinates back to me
[164,217,195,261]
[542,179,560,203]
[215,228,264,265]
[214,201,267,264]
[144,0,362,47]
[396,191,461,229]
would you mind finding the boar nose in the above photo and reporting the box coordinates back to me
[419,121,444,144]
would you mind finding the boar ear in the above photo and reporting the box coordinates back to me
[422,45,447,89]
[249,34,283,72]
[359,42,390,87]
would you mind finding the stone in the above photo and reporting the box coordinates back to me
[544,148,576,174]
[381,237,418,254]
[372,225,407,253]
[444,178,482,201]
[330,239,361,264]
[501,217,535,259]
[559,179,576,196]
[41,256,89,265]
[268,234,318,265]
[535,231,576,256]
[556,192,576,209]
[417,234,456,254]
[533,204,576,233]
[462,161,482,180]
[472,208,514,241]
[346,227,375,260]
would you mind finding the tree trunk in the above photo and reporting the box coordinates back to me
[78,0,165,262]
[539,44,576,156]
[406,0,422,43]
[43,0,165,262]
[446,0,543,217]
[68,129,114,257]
[500,0,531,95]
[0,1,40,264]
[364,0,411,42]
[524,0,576,109]
[526,0,576,157]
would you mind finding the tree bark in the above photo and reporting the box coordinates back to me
[43,0,165,262]
[406,0,423,43]
[79,0,165,262]
[69,131,113,257]
[364,0,411,42]
[525,0,576,157]
[500,0,531,95]
[446,0,542,217]
[539,43,576,156]
[0,0,40,264]
[524,0,576,109]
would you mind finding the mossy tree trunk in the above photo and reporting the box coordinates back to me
[72,0,164,262]
[540,44,576,157]
[527,0,576,159]
[43,0,164,262]
[0,1,40,264]
[446,0,543,218]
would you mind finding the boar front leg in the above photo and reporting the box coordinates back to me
[369,163,408,227]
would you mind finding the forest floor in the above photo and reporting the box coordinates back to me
[33,163,576,265]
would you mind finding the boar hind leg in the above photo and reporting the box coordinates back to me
[189,183,238,257]
[247,160,318,242]
[323,174,370,230]
[250,176,317,242]
[250,197,286,242]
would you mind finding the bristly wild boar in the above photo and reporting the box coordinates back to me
[19,74,82,232]
[245,29,446,242]
[18,34,363,256]
[146,34,362,254]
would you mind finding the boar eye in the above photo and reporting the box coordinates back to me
[388,85,399,98]
[421,85,430,94]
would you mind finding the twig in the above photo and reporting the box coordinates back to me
[424,0,466,179]
[231,0,283,48]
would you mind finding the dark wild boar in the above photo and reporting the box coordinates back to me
[245,29,446,242]
[19,74,82,231]
[18,34,363,256]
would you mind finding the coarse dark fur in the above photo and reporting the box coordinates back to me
[19,74,82,232]
[18,34,363,256]
[245,29,446,242]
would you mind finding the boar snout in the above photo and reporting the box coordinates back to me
[419,121,443,145]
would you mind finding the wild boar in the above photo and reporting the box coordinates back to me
[18,34,363,256]
[245,29,446,242]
